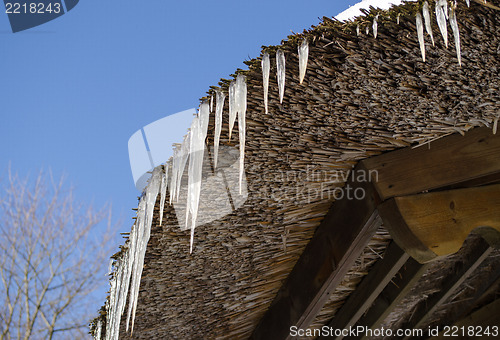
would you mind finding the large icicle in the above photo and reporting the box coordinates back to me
[186,103,208,253]
[423,1,435,46]
[449,5,462,66]
[235,74,247,195]
[465,0,470,7]
[128,167,161,334]
[435,0,449,48]
[214,90,225,168]
[276,49,286,104]
[262,52,270,114]
[298,39,309,84]
[416,12,426,62]
[228,80,236,140]
[372,14,379,39]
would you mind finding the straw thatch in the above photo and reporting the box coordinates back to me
[92,1,500,338]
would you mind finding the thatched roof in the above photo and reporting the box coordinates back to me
[92,0,500,339]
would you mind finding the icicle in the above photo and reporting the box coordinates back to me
[169,146,180,204]
[276,49,286,104]
[176,133,190,202]
[435,0,449,48]
[465,0,470,7]
[210,94,214,113]
[199,101,210,139]
[423,1,435,46]
[450,5,462,66]
[186,113,205,253]
[235,74,247,195]
[228,80,236,140]
[159,163,168,226]
[416,12,426,62]
[214,90,225,168]
[126,198,145,334]
[397,13,400,25]
[262,52,270,114]
[298,39,309,84]
[373,15,379,39]
[365,25,370,35]
[356,25,360,36]
[105,270,117,339]
[128,167,161,333]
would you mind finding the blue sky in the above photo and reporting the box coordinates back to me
[0,0,358,231]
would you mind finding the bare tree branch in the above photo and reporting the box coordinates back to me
[0,170,118,340]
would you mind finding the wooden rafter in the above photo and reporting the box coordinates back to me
[355,258,430,340]
[320,242,410,340]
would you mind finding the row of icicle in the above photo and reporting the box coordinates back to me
[359,0,473,66]
[95,1,480,338]
[97,39,311,340]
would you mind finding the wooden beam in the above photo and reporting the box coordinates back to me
[378,184,500,263]
[398,238,493,340]
[320,242,409,339]
[360,128,500,201]
[250,168,382,340]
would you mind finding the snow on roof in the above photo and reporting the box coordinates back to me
[335,0,416,21]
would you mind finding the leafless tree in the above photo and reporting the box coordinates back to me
[0,171,116,340]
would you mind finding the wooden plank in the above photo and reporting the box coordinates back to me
[250,167,382,340]
[320,242,409,340]
[379,184,500,263]
[398,238,493,340]
[354,258,429,340]
[361,128,500,201]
